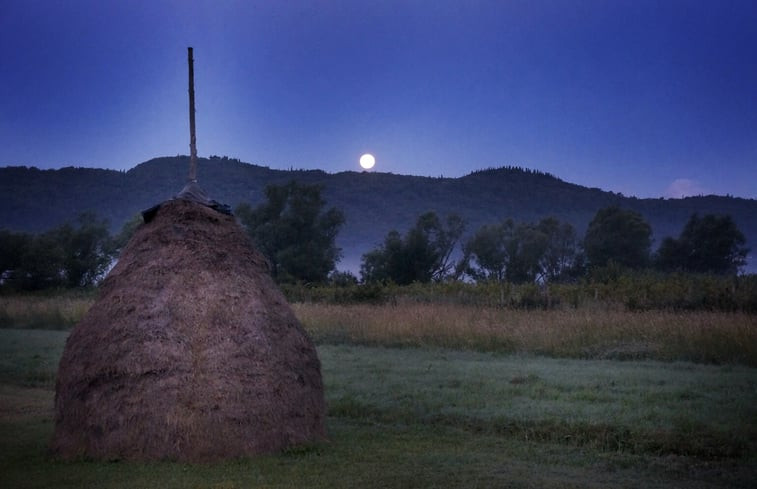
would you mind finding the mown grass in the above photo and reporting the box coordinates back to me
[1,329,755,488]
[295,302,757,366]
[0,329,68,387]
[9,413,747,489]
[323,345,757,459]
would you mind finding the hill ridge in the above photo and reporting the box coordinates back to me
[1,157,755,272]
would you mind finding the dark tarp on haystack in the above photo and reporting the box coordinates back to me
[142,181,232,222]
[51,198,326,461]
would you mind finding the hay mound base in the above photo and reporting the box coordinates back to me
[51,199,326,461]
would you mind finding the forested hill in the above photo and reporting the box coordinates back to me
[2,156,756,271]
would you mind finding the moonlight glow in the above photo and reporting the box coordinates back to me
[359,153,375,170]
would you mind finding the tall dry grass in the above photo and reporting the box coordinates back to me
[3,290,755,365]
[0,293,93,329]
[293,301,757,365]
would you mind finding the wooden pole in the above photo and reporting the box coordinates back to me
[188,47,198,182]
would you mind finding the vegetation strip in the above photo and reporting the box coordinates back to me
[329,397,750,458]
[2,292,756,366]
[297,302,757,366]
[2,331,756,488]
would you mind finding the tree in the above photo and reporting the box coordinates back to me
[656,213,748,275]
[1,228,66,290]
[18,230,66,290]
[506,222,549,283]
[414,212,466,281]
[0,230,47,290]
[537,217,580,282]
[0,230,31,277]
[329,270,358,286]
[583,206,652,269]
[1,213,114,290]
[462,221,512,282]
[236,181,345,283]
[654,236,687,272]
[464,217,578,284]
[56,212,115,287]
[111,214,144,255]
[361,230,404,283]
[360,212,465,284]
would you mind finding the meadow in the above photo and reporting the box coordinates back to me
[1,292,756,488]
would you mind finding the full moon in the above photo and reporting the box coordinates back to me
[359,153,375,170]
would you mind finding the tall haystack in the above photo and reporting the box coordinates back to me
[51,198,326,461]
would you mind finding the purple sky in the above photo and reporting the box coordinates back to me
[1,0,756,199]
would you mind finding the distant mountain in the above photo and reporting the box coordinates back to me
[2,156,756,272]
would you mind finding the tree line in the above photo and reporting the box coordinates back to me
[0,213,135,290]
[234,182,749,285]
[357,204,748,286]
[0,182,750,292]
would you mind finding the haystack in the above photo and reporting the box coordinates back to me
[51,198,326,461]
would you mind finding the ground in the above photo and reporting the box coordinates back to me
[1,330,755,488]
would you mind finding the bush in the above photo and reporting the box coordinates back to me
[281,273,757,313]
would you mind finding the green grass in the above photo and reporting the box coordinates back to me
[8,414,747,489]
[322,345,757,458]
[0,329,67,387]
[1,329,756,488]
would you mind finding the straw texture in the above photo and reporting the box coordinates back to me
[51,199,325,461]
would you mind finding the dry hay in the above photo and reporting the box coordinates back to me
[51,199,326,461]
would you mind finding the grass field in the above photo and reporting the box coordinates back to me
[0,293,92,330]
[3,293,757,365]
[295,302,757,366]
[1,327,756,488]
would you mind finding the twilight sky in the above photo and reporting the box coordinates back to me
[1,0,756,199]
